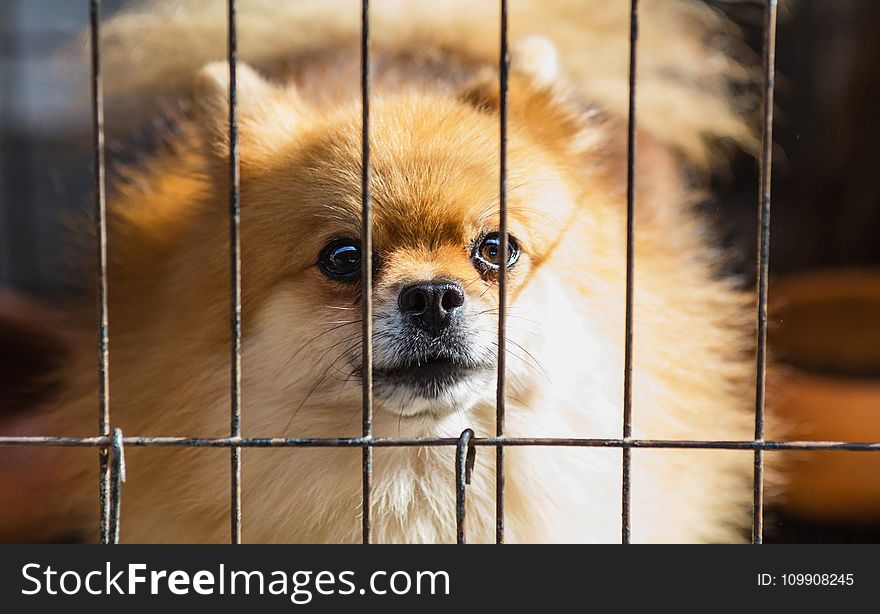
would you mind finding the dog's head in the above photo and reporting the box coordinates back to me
[143,42,675,431]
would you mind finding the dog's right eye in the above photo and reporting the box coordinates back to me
[318,239,361,281]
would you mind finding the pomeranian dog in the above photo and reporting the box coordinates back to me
[0,0,758,543]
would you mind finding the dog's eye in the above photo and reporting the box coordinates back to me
[472,231,521,271]
[318,238,361,281]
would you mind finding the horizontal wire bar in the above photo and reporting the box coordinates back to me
[3,436,880,451]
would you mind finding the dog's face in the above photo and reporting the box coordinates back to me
[191,62,616,428]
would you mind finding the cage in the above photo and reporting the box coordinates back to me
[1,0,879,544]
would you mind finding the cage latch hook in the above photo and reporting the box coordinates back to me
[108,428,126,544]
[455,428,476,544]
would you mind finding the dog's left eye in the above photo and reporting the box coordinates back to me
[318,238,361,281]
[472,231,521,271]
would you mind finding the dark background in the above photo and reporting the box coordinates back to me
[1,0,879,542]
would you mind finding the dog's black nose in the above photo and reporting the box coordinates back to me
[398,281,465,337]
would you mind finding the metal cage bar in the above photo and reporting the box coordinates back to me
[495,0,510,546]
[360,0,374,545]
[226,0,243,546]
[88,0,111,546]
[621,0,639,546]
[3,436,879,452]
[753,0,779,546]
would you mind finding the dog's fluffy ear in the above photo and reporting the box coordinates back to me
[460,36,560,110]
[459,37,605,158]
[193,61,302,158]
[511,36,560,88]
[460,37,694,222]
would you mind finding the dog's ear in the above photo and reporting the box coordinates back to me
[193,61,304,159]
[459,36,606,158]
[0,292,69,419]
[460,37,694,223]
[459,36,560,110]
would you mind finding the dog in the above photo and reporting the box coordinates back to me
[0,0,757,543]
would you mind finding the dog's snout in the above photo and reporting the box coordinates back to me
[398,281,465,337]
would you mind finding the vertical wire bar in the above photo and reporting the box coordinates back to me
[455,429,476,545]
[753,0,778,545]
[227,0,243,545]
[89,0,111,545]
[108,428,126,544]
[621,0,639,545]
[360,0,374,545]
[495,0,509,546]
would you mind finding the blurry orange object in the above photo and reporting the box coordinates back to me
[770,268,880,522]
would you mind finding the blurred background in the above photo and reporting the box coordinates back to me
[1,0,879,542]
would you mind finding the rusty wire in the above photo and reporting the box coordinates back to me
[360,0,374,545]
[88,0,111,546]
[621,0,639,546]
[226,0,243,546]
[753,0,779,545]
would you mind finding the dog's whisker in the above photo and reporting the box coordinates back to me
[282,320,362,368]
